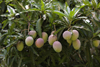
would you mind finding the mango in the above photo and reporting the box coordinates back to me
[35,38,44,48]
[93,40,100,47]
[63,31,71,40]
[42,32,48,43]
[25,36,34,46]
[66,39,72,45]
[28,30,37,38]
[53,41,62,52]
[51,31,55,34]
[48,34,57,45]
[71,30,79,41]
[17,41,24,51]
[72,39,81,50]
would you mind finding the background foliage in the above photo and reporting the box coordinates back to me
[1,0,100,67]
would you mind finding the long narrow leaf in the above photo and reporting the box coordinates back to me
[41,0,45,11]
[53,10,65,17]
[36,19,42,38]
[7,5,15,14]
[69,5,85,18]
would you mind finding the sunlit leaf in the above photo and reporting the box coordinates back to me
[7,5,15,14]
[91,0,98,7]
[41,0,45,11]
[82,0,91,6]
[53,10,65,17]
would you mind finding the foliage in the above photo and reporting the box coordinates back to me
[0,0,100,67]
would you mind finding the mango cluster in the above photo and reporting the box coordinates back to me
[63,30,81,50]
[16,30,48,51]
[48,31,62,53]
[16,29,100,52]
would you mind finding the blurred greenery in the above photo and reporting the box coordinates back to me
[0,0,100,67]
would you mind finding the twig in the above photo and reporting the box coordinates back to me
[21,29,28,33]
[78,53,84,63]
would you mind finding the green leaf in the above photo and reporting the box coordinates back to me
[7,5,15,14]
[17,2,25,10]
[0,33,8,45]
[82,0,91,6]
[53,10,65,17]
[0,1,6,13]
[85,41,93,67]
[82,19,94,32]
[86,22,94,32]
[69,5,85,19]
[31,3,40,9]
[57,28,64,40]
[93,29,100,37]
[50,55,55,66]
[36,19,42,38]
[2,19,8,29]
[13,0,24,11]
[17,21,27,24]
[5,0,12,3]
[54,27,65,35]
[13,0,27,21]
[9,56,16,67]
[97,3,100,8]
[94,55,100,64]
[69,9,76,19]
[21,8,40,13]
[41,0,45,11]
[59,55,66,64]
[18,58,22,67]
[30,46,39,56]
[65,2,70,14]
[47,13,54,23]
[72,25,91,32]
[37,51,51,65]
[8,21,15,34]
[92,0,98,7]
[6,39,18,48]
